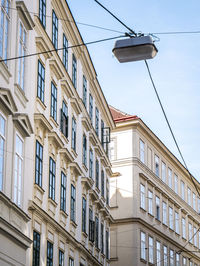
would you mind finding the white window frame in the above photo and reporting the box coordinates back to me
[163,245,168,266]
[148,236,154,263]
[176,253,180,266]
[193,227,197,247]
[187,187,191,206]
[181,181,185,200]
[140,231,146,260]
[175,212,179,234]
[0,0,10,63]
[162,201,167,225]
[161,162,166,182]
[182,217,186,239]
[168,168,172,189]
[169,207,173,230]
[174,174,178,194]
[156,196,160,220]
[193,192,196,211]
[148,190,153,215]
[182,257,187,266]
[169,249,174,266]
[140,184,145,210]
[189,223,192,244]
[156,241,161,266]
[14,132,23,206]
[0,112,6,191]
[139,139,145,163]
[155,155,159,177]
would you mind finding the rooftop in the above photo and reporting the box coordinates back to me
[109,105,139,123]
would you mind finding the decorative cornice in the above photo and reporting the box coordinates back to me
[0,87,18,114]
[13,113,33,137]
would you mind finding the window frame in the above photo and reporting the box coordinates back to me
[139,139,145,163]
[95,107,99,136]
[63,33,68,70]
[140,183,145,210]
[60,171,66,212]
[0,113,6,191]
[33,230,40,266]
[71,117,76,151]
[82,75,87,108]
[70,184,76,222]
[39,0,46,28]
[47,241,53,266]
[59,249,64,266]
[82,134,87,167]
[60,101,68,139]
[101,170,105,198]
[37,59,45,103]
[82,197,86,233]
[72,54,77,89]
[89,149,93,178]
[49,157,56,201]
[0,0,10,63]
[50,82,57,121]
[140,231,146,260]
[52,10,58,49]
[35,140,43,187]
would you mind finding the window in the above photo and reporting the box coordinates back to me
[169,207,173,230]
[156,241,161,266]
[95,159,99,188]
[49,157,56,201]
[106,181,109,205]
[140,232,146,260]
[109,138,115,161]
[59,250,64,266]
[162,162,166,182]
[39,0,46,28]
[199,231,200,248]
[71,184,76,222]
[101,170,105,198]
[82,75,87,107]
[18,21,26,90]
[162,202,167,225]
[89,149,93,178]
[194,227,197,247]
[37,60,45,102]
[82,197,86,233]
[140,184,145,210]
[148,190,153,215]
[156,196,160,220]
[193,192,196,210]
[198,198,200,214]
[139,139,145,163]
[60,101,68,138]
[168,168,172,189]
[188,187,191,206]
[189,223,192,243]
[50,82,57,121]
[101,119,104,145]
[0,114,5,191]
[182,217,186,239]
[14,134,23,206]
[35,141,43,187]
[63,34,68,70]
[175,212,179,234]
[176,253,180,266]
[69,258,74,266]
[89,94,93,122]
[95,107,99,136]
[71,117,76,151]
[148,236,153,263]
[106,230,109,259]
[95,216,99,248]
[101,223,104,253]
[181,181,185,200]
[169,249,174,266]
[72,54,77,88]
[174,174,178,194]
[163,246,168,266]
[0,0,10,63]
[47,241,53,266]
[155,155,159,177]
[82,135,87,167]
[89,208,94,242]
[33,231,40,266]
[60,172,66,212]
[182,257,187,266]
[52,10,58,49]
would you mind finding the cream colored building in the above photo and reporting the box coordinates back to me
[0,1,114,265]
[109,106,200,266]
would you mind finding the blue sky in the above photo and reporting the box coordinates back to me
[69,0,200,181]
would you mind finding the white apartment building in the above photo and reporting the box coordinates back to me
[109,106,200,266]
[0,1,114,265]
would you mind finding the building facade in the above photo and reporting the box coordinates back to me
[109,106,200,266]
[0,1,114,265]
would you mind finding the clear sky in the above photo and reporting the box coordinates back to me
[68,0,200,181]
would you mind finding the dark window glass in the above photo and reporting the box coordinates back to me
[49,157,56,201]
[50,82,57,121]
[106,181,109,205]
[72,54,77,88]
[69,258,74,266]
[63,34,68,70]
[106,230,109,259]
[47,241,53,266]
[101,223,104,254]
[95,159,99,189]
[89,208,94,242]
[59,250,64,266]
[33,231,40,266]
[35,140,43,187]
[82,134,87,167]
[101,170,104,197]
[60,172,66,212]
[95,107,99,136]
[83,76,87,107]
[39,0,46,28]
[89,94,93,122]
[101,120,104,145]
[95,216,99,248]
[71,184,76,222]
[72,117,76,151]
[89,149,93,178]
[60,101,68,138]
[82,197,86,233]
[52,10,58,49]
[37,60,45,103]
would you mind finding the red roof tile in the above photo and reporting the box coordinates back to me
[109,105,139,123]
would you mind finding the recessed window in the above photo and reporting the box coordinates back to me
[89,208,94,242]
[174,174,178,194]
[82,134,87,167]
[101,170,105,198]
[39,0,46,28]
[50,82,57,121]
[89,149,93,178]
[181,181,185,200]
[69,258,74,266]
[106,230,109,259]
[140,184,145,210]
[182,217,186,239]
[47,241,53,266]
[182,257,187,266]
[169,249,174,266]
[175,253,180,266]
[187,187,191,206]
[161,162,166,182]
[0,0,10,63]
[52,10,58,49]
[60,101,68,138]
[140,231,146,260]
[0,114,5,191]
[89,93,93,122]
[18,21,26,90]
[95,107,99,136]
[63,34,68,70]
[37,60,45,103]
[35,140,43,187]
[168,168,172,189]
[148,190,153,215]
[148,236,153,263]
[71,117,76,151]
[169,207,173,230]
[14,134,23,206]
[194,227,197,247]
[101,222,104,254]
[193,192,196,211]
[139,139,145,163]
[189,223,192,243]
[162,201,167,225]
[72,54,77,88]
[49,157,56,201]
[155,155,159,177]
[82,197,86,233]
[156,241,161,266]
[175,211,179,234]
[156,196,160,220]
[59,250,64,266]
[95,216,99,248]
[33,231,40,266]
[95,159,99,188]
[82,75,87,107]
[163,246,168,266]
[70,184,76,222]
[60,171,66,212]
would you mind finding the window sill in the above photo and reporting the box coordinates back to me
[140,207,146,212]
[169,227,174,232]
[59,210,68,227]
[71,148,78,158]
[148,212,154,218]
[82,231,88,238]
[48,198,57,216]
[82,164,88,172]
[36,97,46,110]
[14,83,28,108]
[162,222,168,228]
[155,218,161,223]
[70,220,77,228]
[0,59,11,83]
[70,220,77,237]
[33,183,45,206]
[60,132,69,144]
[140,258,147,264]
[95,186,100,194]
[49,116,59,128]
